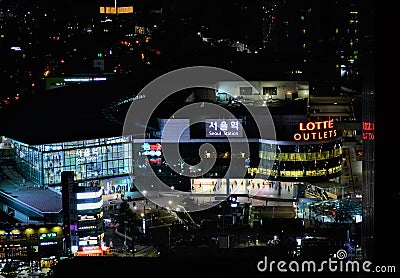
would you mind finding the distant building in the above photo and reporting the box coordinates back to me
[0,224,63,261]
[99,0,134,16]
[61,171,106,256]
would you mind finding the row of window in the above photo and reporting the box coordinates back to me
[10,136,342,186]
[239,86,278,95]
[259,148,342,161]
[199,148,342,161]
[0,233,60,242]
[44,158,132,185]
[249,165,342,178]
[43,144,130,167]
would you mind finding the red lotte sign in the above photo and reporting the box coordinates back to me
[294,119,337,141]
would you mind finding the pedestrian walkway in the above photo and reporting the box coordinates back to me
[190,179,295,205]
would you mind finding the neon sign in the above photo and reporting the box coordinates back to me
[141,143,162,151]
[294,119,337,141]
[362,121,375,140]
[140,143,163,165]
[206,119,243,137]
[140,143,162,156]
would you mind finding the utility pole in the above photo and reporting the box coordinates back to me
[124,220,128,249]
[168,227,171,251]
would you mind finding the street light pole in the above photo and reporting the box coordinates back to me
[124,220,128,249]
[142,199,148,238]
[222,203,225,234]
[168,227,171,251]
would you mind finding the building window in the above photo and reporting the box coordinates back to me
[239,87,252,95]
[263,87,277,95]
[30,234,39,240]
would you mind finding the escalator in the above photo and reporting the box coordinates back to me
[171,207,200,229]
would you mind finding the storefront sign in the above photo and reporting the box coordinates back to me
[140,143,163,165]
[140,143,162,156]
[294,119,337,141]
[362,121,374,140]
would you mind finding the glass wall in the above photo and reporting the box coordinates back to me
[11,139,42,184]
[255,140,343,181]
[8,136,133,190]
[6,134,343,191]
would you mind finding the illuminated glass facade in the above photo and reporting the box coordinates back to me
[255,140,343,182]
[75,186,104,255]
[5,135,343,202]
[3,84,344,196]
[134,139,343,187]
[8,136,134,193]
[4,125,343,195]
[0,225,63,260]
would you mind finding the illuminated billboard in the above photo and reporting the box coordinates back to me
[293,119,338,141]
[139,142,163,165]
[205,119,243,138]
[99,6,134,14]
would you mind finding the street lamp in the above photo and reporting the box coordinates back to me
[141,208,146,237]
[62,238,66,256]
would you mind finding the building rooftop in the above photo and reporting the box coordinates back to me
[0,164,62,213]
[0,75,311,145]
[0,77,150,145]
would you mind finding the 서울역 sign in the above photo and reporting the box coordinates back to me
[76,147,99,163]
[206,119,243,137]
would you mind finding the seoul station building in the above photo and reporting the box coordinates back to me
[0,79,349,205]
[3,135,133,194]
